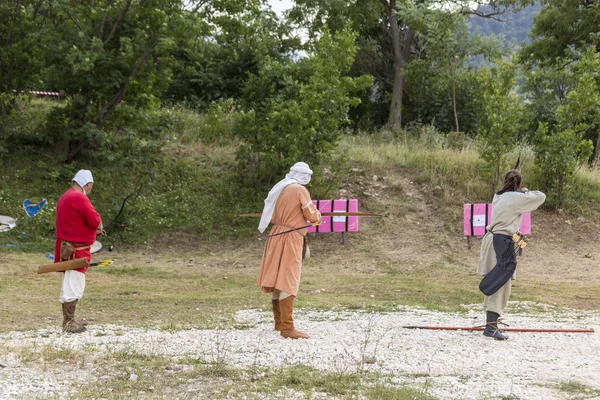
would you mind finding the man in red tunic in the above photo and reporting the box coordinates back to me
[54,170,103,333]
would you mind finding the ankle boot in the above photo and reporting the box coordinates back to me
[483,311,508,340]
[279,296,309,339]
[62,301,86,333]
[272,299,281,331]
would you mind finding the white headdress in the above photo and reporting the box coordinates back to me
[258,162,313,233]
[72,170,94,195]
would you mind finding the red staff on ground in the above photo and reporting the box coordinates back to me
[54,170,104,333]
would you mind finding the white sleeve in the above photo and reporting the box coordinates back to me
[517,191,546,214]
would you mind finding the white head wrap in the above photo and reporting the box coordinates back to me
[72,170,94,195]
[258,162,313,233]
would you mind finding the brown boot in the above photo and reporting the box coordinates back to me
[279,296,309,339]
[69,299,88,328]
[62,301,86,333]
[62,303,88,327]
[272,299,281,331]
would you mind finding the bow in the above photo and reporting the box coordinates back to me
[514,151,521,170]
[104,192,135,231]
[259,224,313,240]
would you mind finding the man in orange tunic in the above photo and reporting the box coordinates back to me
[257,162,322,339]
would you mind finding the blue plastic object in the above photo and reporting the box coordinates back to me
[23,199,47,217]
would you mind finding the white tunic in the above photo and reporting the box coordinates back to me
[477,190,546,276]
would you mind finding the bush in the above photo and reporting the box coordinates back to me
[171,100,238,145]
[234,25,372,186]
[532,47,599,208]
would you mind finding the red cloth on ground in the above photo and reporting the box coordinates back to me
[53,188,101,273]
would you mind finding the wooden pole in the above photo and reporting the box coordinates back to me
[402,326,594,333]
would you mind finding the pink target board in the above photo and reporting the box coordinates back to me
[463,203,531,236]
[306,199,358,233]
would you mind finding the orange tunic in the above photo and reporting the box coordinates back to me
[257,184,321,296]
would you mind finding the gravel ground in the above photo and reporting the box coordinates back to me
[1,302,599,399]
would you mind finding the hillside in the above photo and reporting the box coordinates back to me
[469,2,542,49]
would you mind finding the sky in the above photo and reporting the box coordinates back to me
[267,0,294,16]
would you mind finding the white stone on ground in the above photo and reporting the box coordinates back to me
[0,302,598,399]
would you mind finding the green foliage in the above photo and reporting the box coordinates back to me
[290,0,534,132]
[520,0,600,67]
[520,67,574,139]
[0,97,62,156]
[532,47,598,207]
[165,5,300,108]
[476,57,524,196]
[40,0,199,161]
[0,0,50,100]
[404,8,502,135]
[235,25,372,185]
[0,106,259,249]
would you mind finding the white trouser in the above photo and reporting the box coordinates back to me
[484,279,512,316]
[272,289,292,301]
[60,270,86,303]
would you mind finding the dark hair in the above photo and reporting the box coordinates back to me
[499,170,522,193]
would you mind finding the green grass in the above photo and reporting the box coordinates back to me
[58,356,438,400]
[338,134,487,202]
[557,380,600,398]
[0,248,482,332]
[338,134,600,210]
[367,383,436,400]
[273,365,363,395]
[3,240,599,335]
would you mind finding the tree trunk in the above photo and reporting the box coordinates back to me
[451,60,459,133]
[65,38,158,162]
[385,0,413,131]
[66,85,92,163]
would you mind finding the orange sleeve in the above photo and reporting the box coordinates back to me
[298,186,321,224]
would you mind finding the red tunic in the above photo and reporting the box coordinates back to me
[53,188,102,273]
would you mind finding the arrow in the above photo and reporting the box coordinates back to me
[238,212,383,217]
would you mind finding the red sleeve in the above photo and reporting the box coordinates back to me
[78,195,102,229]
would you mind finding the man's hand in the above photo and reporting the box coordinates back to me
[96,221,106,236]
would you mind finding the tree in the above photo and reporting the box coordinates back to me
[520,0,600,165]
[290,0,532,131]
[411,9,501,132]
[235,25,372,184]
[165,4,300,108]
[520,0,600,67]
[40,0,194,161]
[41,0,265,162]
[532,47,598,206]
[0,0,50,112]
[477,57,524,197]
